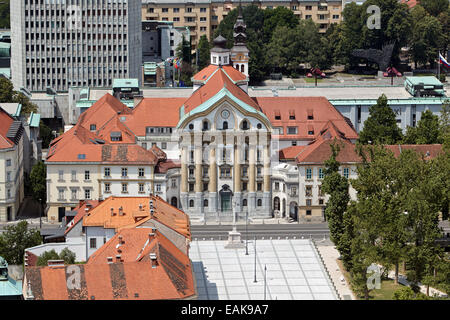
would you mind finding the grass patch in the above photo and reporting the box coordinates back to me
[304,77,324,83]
[369,280,404,300]
[336,259,404,300]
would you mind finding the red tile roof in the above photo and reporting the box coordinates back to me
[0,107,15,149]
[77,93,132,131]
[255,97,359,141]
[46,124,157,164]
[384,144,443,160]
[155,159,181,174]
[192,64,247,83]
[83,195,191,239]
[184,67,260,114]
[25,257,195,300]
[125,98,184,135]
[65,200,101,235]
[401,0,418,8]
[279,145,307,160]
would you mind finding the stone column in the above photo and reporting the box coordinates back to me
[208,145,218,214]
[180,146,188,211]
[233,135,242,216]
[195,143,203,214]
[248,135,256,214]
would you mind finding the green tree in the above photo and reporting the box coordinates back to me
[0,221,41,265]
[358,94,403,145]
[0,0,9,29]
[36,249,60,266]
[0,77,14,102]
[409,6,444,67]
[321,141,350,256]
[420,0,449,16]
[393,286,430,300]
[14,92,38,116]
[37,248,76,266]
[403,109,442,144]
[196,35,211,71]
[39,121,53,149]
[30,161,47,206]
[262,6,299,43]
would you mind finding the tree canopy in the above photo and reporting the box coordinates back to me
[0,221,41,265]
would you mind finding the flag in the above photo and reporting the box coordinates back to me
[439,53,450,68]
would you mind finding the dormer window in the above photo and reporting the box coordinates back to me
[289,110,295,120]
[213,56,217,64]
[110,132,122,141]
[90,124,96,131]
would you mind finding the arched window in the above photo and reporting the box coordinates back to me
[257,123,262,129]
[223,121,228,130]
[235,64,239,70]
[241,64,245,73]
[203,199,209,207]
[241,120,249,130]
[189,199,194,207]
[202,120,209,131]
[243,199,247,206]
[257,199,262,207]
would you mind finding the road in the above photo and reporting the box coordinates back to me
[190,223,330,240]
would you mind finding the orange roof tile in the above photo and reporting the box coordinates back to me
[95,116,136,144]
[25,258,195,300]
[83,196,191,239]
[255,97,359,141]
[124,98,184,135]
[65,200,101,235]
[384,144,443,160]
[279,145,307,160]
[77,93,132,131]
[184,67,260,114]
[192,64,247,83]
[0,107,14,150]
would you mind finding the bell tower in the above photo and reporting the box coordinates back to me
[210,35,231,66]
[231,5,249,77]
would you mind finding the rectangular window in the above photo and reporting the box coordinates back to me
[71,189,77,200]
[306,210,312,216]
[139,183,145,193]
[138,168,145,177]
[6,159,11,167]
[343,168,349,179]
[84,189,91,199]
[257,183,262,191]
[189,183,194,192]
[71,170,77,181]
[122,183,128,193]
[172,179,177,188]
[161,142,167,149]
[85,171,90,180]
[58,170,64,181]
[306,199,312,206]
[287,127,298,135]
[305,186,312,197]
[89,238,97,249]
[104,183,110,193]
[156,184,161,192]
[121,168,128,177]
[306,168,312,180]
[173,8,180,13]
[319,168,324,179]
[58,189,65,200]
[104,167,110,177]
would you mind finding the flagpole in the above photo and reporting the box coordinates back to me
[438,51,440,80]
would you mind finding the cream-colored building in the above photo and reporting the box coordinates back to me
[0,109,25,222]
[142,0,343,49]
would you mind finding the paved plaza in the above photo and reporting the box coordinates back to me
[190,238,338,300]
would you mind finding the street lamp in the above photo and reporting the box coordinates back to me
[245,210,249,255]
[39,198,42,229]
[253,235,257,283]
[264,264,267,300]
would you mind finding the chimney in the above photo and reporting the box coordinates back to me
[150,208,155,217]
[118,235,124,244]
[149,253,158,268]
[116,254,122,263]
[148,233,155,241]
[107,257,113,264]
[110,207,114,217]
[118,206,124,216]
[139,203,143,211]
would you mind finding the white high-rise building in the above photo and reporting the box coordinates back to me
[11,0,142,93]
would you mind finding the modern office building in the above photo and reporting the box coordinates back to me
[11,0,142,93]
[141,0,343,49]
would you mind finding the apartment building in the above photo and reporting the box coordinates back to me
[11,0,142,93]
[141,0,343,48]
[0,107,24,222]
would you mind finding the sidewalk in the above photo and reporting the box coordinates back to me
[315,244,356,300]
[387,271,448,298]
[190,217,300,226]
